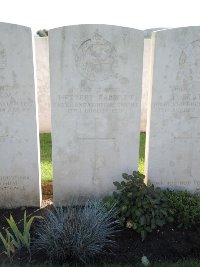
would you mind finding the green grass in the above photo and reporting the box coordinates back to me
[39,132,146,183]
[2,260,200,267]
[139,132,146,174]
[40,133,52,183]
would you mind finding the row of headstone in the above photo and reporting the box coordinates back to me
[34,35,151,134]
[0,23,41,207]
[35,36,51,133]
[0,22,199,208]
[49,25,144,205]
[145,27,200,192]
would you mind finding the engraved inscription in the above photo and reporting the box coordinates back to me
[0,86,33,113]
[0,43,7,69]
[153,179,200,188]
[55,92,136,113]
[153,85,200,114]
[0,176,29,192]
[74,31,117,81]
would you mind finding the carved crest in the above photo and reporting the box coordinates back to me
[74,30,117,81]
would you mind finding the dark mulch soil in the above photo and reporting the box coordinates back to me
[0,182,200,265]
[108,224,200,264]
[0,183,53,230]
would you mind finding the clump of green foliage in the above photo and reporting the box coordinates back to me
[36,29,48,37]
[40,133,52,183]
[105,171,173,240]
[33,199,119,264]
[0,211,41,262]
[165,190,200,229]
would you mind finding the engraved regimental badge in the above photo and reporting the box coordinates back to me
[178,40,200,82]
[74,30,117,81]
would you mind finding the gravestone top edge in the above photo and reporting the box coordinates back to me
[152,26,200,37]
[0,22,31,31]
[48,24,143,34]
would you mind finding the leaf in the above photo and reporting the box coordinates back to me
[146,226,152,232]
[6,215,22,244]
[167,216,174,223]
[113,181,123,190]
[23,213,43,248]
[132,222,137,230]
[141,230,146,241]
[0,232,8,250]
[160,209,168,216]
[120,205,127,213]
[6,230,20,250]
[127,192,133,198]
[122,173,129,180]
[140,216,146,226]
[113,191,118,198]
[121,181,126,186]
[135,210,141,218]
[156,218,165,227]
[0,231,15,259]
[145,215,150,225]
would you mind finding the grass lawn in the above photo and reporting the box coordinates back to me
[139,132,145,174]
[40,133,52,183]
[39,132,146,183]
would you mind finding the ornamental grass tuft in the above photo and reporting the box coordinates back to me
[33,199,119,264]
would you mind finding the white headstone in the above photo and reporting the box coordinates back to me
[0,23,41,207]
[35,36,51,133]
[140,38,153,132]
[146,27,200,192]
[49,25,144,204]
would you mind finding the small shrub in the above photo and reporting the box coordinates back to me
[105,171,173,240]
[33,199,119,264]
[36,29,48,37]
[164,190,200,229]
[0,211,40,262]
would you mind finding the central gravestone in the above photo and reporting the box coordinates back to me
[0,23,41,207]
[146,27,200,192]
[49,25,143,204]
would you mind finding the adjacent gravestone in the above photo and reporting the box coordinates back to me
[0,23,41,207]
[35,36,51,133]
[49,25,144,204]
[140,38,153,132]
[146,27,200,192]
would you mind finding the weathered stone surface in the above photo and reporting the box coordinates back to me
[0,23,41,207]
[140,38,153,132]
[35,36,51,133]
[49,25,144,204]
[146,27,200,192]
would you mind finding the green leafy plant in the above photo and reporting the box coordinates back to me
[0,229,15,260]
[0,211,41,262]
[105,171,173,240]
[36,29,48,37]
[164,190,200,229]
[33,199,119,264]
